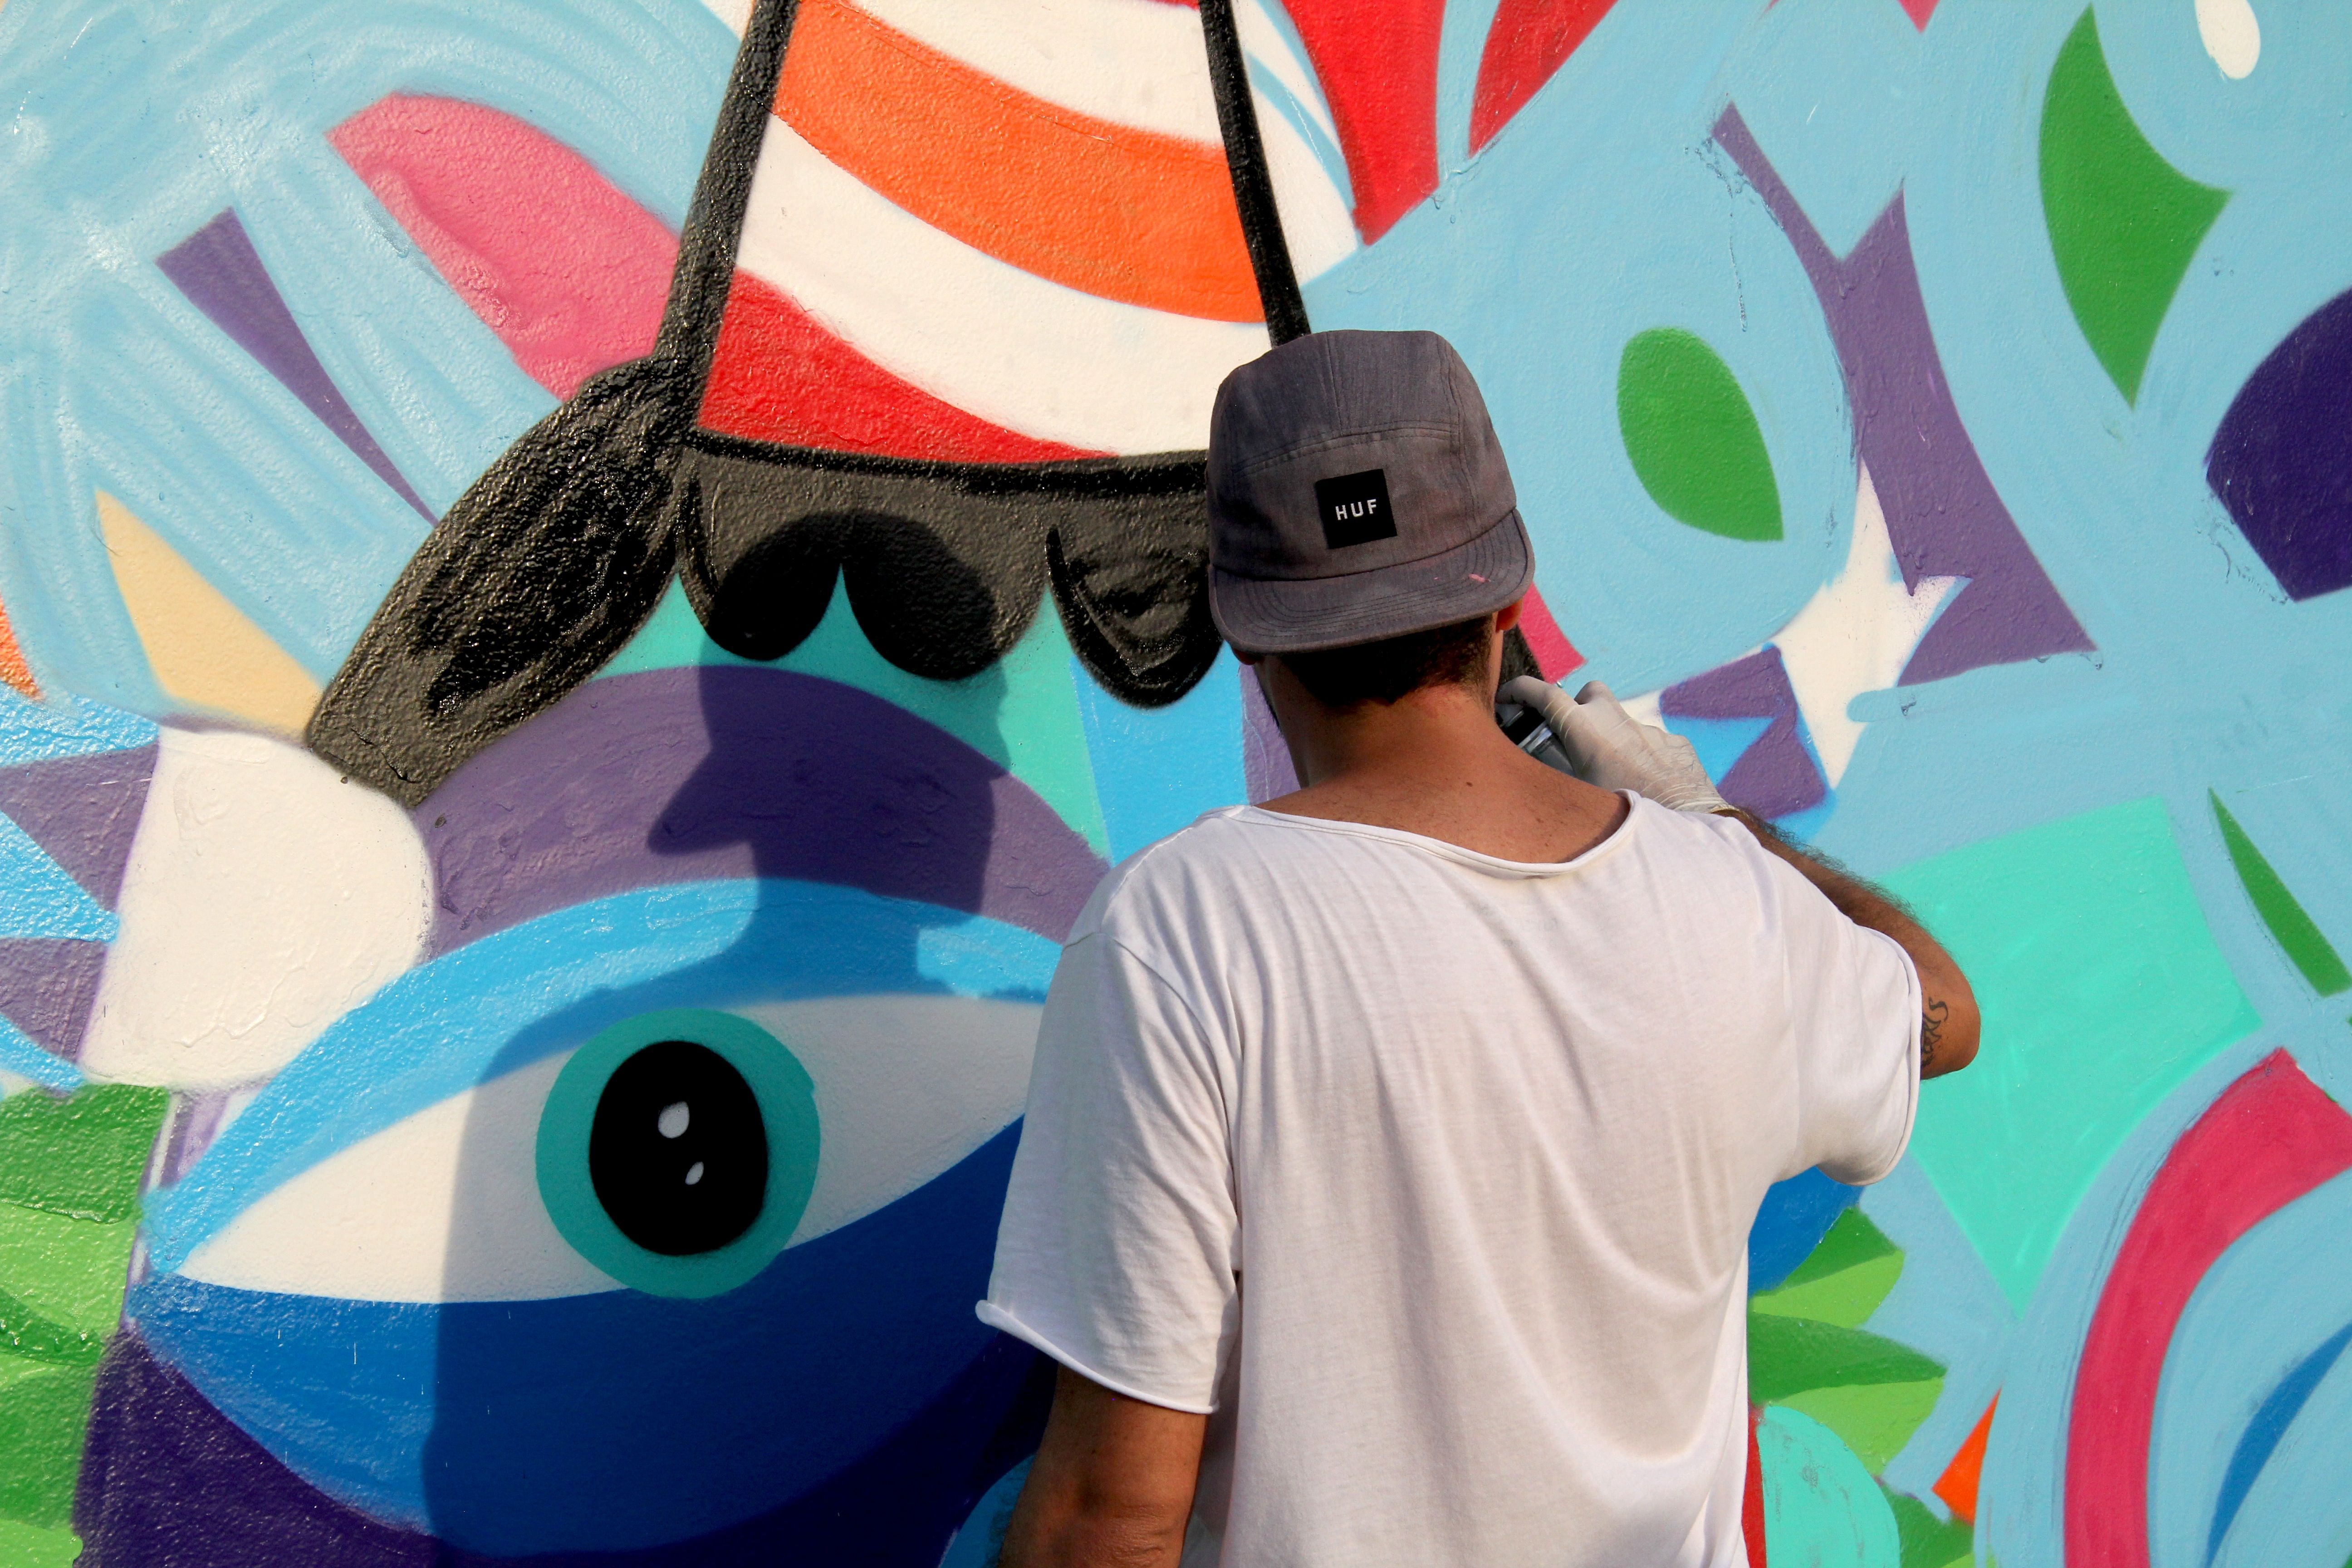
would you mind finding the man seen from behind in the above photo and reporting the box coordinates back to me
[977,329,1980,1568]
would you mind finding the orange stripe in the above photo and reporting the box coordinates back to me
[0,592,37,699]
[774,0,1260,323]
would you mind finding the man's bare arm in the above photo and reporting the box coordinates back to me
[999,1367,1206,1568]
[1722,809,1980,1078]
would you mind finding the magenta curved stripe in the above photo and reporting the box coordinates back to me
[331,94,677,400]
[2064,1050,2352,1568]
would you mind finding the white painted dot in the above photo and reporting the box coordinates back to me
[2197,0,2260,79]
[658,1102,691,1139]
[684,1161,706,1186]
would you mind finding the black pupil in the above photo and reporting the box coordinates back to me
[588,1040,769,1256]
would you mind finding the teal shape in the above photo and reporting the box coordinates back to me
[1757,1404,1901,1568]
[0,817,114,942]
[1882,797,2261,1312]
[601,579,1110,857]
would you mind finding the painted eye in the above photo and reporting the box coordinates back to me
[537,1009,819,1298]
[589,1039,766,1255]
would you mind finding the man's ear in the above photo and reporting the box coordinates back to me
[1233,647,1264,666]
[1495,597,1525,632]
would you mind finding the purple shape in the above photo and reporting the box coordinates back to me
[1662,646,1826,820]
[2207,287,2352,601]
[0,742,156,909]
[416,665,1106,955]
[75,1333,439,1568]
[157,211,434,522]
[0,937,105,1058]
[1714,108,2093,684]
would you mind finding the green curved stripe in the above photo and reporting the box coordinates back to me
[2040,8,2228,402]
[1748,1312,1944,1402]
[2211,792,2352,995]
[1616,328,1782,541]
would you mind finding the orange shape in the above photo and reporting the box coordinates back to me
[0,593,37,699]
[775,0,1259,323]
[1934,1394,1997,1523]
[98,492,321,735]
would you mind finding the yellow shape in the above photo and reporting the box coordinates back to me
[97,492,319,735]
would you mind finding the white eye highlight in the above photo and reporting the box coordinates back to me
[685,1161,706,1186]
[658,1102,691,1140]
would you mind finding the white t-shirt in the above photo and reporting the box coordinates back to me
[979,796,1919,1568]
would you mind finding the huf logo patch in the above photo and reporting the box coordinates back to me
[1314,468,1397,549]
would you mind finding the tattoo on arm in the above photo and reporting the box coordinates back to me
[1921,998,1948,1074]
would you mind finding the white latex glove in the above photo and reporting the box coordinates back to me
[1500,676,1732,815]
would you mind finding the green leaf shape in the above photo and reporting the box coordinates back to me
[2211,792,2352,996]
[0,1517,81,1567]
[1884,1483,1975,1568]
[0,1285,105,1367]
[0,1361,99,1529]
[1782,1377,1944,1472]
[1754,1209,1905,1328]
[1749,1312,1944,1403]
[0,1205,137,1339]
[1616,328,1782,541]
[0,1085,168,1222]
[2040,7,2229,403]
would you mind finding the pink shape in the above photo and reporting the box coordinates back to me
[1899,0,1937,29]
[2065,1051,2352,1568]
[331,96,678,399]
[1518,583,1584,681]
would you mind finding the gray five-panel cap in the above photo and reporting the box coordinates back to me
[1205,329,1532,654]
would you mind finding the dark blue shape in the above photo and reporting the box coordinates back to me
[158,210,435,521]
[77,1328,1051,1568]
[1747,1167,1862,1293]
[132,1124,1030,1557]
[2206,1319,2352,1564]
[2208,287,2352,601]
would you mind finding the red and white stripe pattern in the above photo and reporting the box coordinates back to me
[695,0,1282,460]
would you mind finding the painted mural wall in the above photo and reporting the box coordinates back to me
[0,0,2345,1562]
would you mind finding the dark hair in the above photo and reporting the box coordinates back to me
[1279,613,1501,707]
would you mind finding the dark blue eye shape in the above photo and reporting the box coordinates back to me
[540,1009,819,1298]
[589,1040,769,1257]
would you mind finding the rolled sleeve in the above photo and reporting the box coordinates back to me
[979,932,1240,1413]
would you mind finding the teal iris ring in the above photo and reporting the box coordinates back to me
[537,1008,820,1298]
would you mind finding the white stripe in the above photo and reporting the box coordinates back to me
[1254,86,1357,283]
[851,0,1225,146]
[734,115,1269,453]
[703,0,751,35]
[1237,0,1339,145]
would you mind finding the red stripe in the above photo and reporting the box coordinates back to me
[1518,583,1584,680]
[1743,1404,1767,1566]
[2063,1051,2352,1568]
[1470,0,1617,154]
[1279,0,1443,243]
[696,270,1098,462]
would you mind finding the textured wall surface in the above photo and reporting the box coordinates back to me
[0,0,2346,1563]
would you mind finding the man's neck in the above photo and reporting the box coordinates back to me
[1250,657,1628,864]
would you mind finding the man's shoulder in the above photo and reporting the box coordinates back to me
[1072,808,1288,945]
